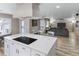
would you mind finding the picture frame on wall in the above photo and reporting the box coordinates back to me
[32,20,38,27]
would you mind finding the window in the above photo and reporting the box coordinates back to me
[0,18,11,34]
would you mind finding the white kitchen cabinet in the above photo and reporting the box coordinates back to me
[4,39,31,56]
[4,39,16,56]
[31,49,46,56]
[4,39,10,56]
[4,34,57,56]
[4,39,46,56]
[10,41,19,56]
[12,45,30,56]
[17,45,30,56]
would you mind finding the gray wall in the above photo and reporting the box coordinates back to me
[11,18,19,34]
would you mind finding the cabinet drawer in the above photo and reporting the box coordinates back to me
[31,50,45,56]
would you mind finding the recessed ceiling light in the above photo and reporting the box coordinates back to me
[56,5,60,8]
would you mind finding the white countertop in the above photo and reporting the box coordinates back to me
[0,33,11,36]
[4,33,57,55]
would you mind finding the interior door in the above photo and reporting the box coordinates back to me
[20,20,26,34]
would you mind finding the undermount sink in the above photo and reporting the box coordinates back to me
[13,36,37,45]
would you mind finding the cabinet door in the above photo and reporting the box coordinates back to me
[10,43,16,56]
[4,39,10,56]
[10,41,30,56]
[18,45,30,56]
[10,41,19,56]
[31,50,45,56]
[4,39,17,56]
[12,47,19,56]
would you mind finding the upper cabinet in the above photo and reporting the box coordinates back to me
[0,3,16,15]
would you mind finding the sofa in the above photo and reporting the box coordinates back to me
[46,28,69,37]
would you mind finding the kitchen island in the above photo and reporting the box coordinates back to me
[4,33,57,56]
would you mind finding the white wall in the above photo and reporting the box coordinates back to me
[14,3,32,17]
[12,18,19,34]
[50,18,75,32]
[0,3,16,15]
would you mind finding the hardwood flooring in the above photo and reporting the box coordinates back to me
[56,32,79,56]
[0,47,4,56]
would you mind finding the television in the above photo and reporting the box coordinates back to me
[57,23,66,28]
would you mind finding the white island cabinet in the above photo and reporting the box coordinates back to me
[4,39,31,56]
[4,34,57,56]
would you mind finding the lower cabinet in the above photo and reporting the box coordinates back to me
[10,42,19,56]
[4,39,46,56]
[17,45,31,56]
[10,41,31,56]
[4,39,10,56]
[31,50,46,56]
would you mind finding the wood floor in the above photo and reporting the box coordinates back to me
[0,47,4,56]
[0,32,79,56]
[56,32,79,56]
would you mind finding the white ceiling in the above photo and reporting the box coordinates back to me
[39,3,79,19]
[4,3,79,19]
